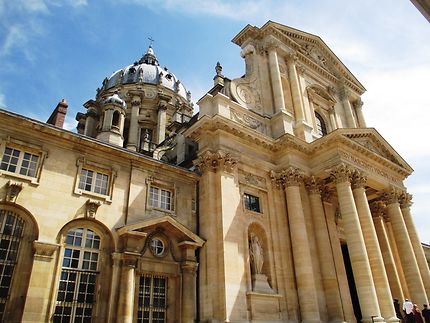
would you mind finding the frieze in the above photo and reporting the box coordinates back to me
[239,171,267,190]
[230,108,267,135]
[339,151,401,185]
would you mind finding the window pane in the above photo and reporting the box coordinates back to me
[79,169,93,192]
[0,210,24,321]
[149,187,159,208]
[94,172,109,195]
[55,228,100,322]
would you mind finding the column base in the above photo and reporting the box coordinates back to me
[385,317,400,323]
[362,316,385,323]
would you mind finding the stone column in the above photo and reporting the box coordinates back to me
[353,99,366,128]
[117,253,138,323]
[330,164,383,323]
[306,177,345,322]
[107,252,122,322]
[370,201,404,301]
[102,108,113,131]
[268,47,286,113]
[338,87,357,128]
[181,260,199,323]
[399,192,430,299]
[84,107,98,137]
[385,219,411,299]
[351,172,397,323]
[322,190,356,323]
[277,168,322,323]
[21,241,59,323]
[383,189,428,306]
[126,97,140,151]
[156,103,167,144]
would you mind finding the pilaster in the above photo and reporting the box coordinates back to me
[338,87,357,128]
[21,241,60,323]
[268,47,286,113]
[117,253,139,323]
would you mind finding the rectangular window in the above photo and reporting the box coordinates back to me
[244,193,261,213]
[78,168,109,196]
[149,187,172,211]
[137,275,167,323]
[0,147,39,178]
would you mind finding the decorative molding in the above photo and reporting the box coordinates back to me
[239,171,266,190]
[194,150,238,174]
[230,108,266,134]
[5,181,23,203]
[338,151,402,185]
[33,241,60,259]
[86,199,101,218]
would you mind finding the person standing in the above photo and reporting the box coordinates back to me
[404,299,415,323]
[422,304,430,323]
[413,304,424,323]
[394,299,404,323]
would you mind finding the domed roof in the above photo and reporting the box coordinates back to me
[103,46,190,101]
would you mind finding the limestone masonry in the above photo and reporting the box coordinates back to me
[0,21,429,323]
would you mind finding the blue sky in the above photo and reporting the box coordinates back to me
[0,0,429,242]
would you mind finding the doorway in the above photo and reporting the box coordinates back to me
[341,243,362,322]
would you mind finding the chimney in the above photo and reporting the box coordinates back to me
[47,99,68,128]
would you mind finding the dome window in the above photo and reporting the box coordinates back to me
[165,74,172,80]
[112,111,120,128]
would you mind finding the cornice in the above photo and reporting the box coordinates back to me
[0,109,199,182]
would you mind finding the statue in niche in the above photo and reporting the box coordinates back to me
[249,233,264,274]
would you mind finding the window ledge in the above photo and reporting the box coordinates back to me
[74,188,112,203]
[0,170,39,186]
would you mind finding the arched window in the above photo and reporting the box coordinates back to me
[0,209,25,320]
[53,228,101,323]
[315,112,327,136]
[112,111,120,128]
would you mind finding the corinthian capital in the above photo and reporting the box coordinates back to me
[351,170,367,190]
[305,176,324,195]
[399,191,413,209]
[194,150,238,174]
[330,163,353,184]
[381,188,401,205]
[370,200,386,219]
[269,167,304,188]
[353,98,364,109]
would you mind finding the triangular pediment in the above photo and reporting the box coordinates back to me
[117,215,204,247]
[232,21,366,94]
[339,129,413,173]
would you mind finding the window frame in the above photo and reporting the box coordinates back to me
[314,111,328,137]
[146,177,175,214]
[243,193,262,213]
[74,158,116,202]
[0,138,47,185]
[53,227,102,323]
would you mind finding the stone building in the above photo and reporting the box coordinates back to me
[0,21,429,323]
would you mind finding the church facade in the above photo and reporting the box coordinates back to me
[0,21,429,323]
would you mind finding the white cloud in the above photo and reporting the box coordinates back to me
[116,0,268,20]
[0,24,30,57]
